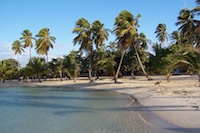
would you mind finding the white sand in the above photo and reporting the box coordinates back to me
[1,75,200,131]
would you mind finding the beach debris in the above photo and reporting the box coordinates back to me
[154,81,161,85]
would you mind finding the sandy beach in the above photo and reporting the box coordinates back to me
[0,75,200,132]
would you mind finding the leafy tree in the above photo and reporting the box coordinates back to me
[27,57,46,82]
[0,59,19,82]
[50,58,67,81]
[176,9,198,46]
[155,23,169,45]
[180,49,200,83]
[35,28,56,62]
[72,18,108,82]
[134,33,152,80]
[113,10,139,82]
[20,29,35,59]
[63,51,80,82]
[11,40,24,68]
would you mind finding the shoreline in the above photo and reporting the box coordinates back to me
[0,75,200,132]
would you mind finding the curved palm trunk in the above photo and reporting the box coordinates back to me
[134,46,152,80]
[114,50,125,83]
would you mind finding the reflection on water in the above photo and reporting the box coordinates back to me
[0,87,173,133]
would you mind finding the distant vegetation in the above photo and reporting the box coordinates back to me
[1,0,200,83]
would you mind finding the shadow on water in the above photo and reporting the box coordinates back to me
[166,128,200,133]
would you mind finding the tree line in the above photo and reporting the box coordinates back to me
[0,0,200,83]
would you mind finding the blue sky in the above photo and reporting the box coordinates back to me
[0,0,197,66]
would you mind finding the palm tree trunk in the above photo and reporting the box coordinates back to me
[59,70,63,81]
[198,74,200,87]
[166,73,170,82]
[134,46,152,80]
[46,53,48,63]
[88,52,93,82]
[115,50,125,83]
[29,47,31,59]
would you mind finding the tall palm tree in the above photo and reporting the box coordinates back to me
[11,40,24,68]
[72,18,93,81]
[155,23,169,45]
[134,33,152,80]
[72,18,108,82]
[176,9,198,46]
[35,28,56,62]
[113,10,138,82]
[92,20,109,49]
[20,29,35,59]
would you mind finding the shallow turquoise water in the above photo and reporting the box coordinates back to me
[0,87,174,133]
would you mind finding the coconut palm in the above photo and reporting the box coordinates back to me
[72,18,93,81]
[113,10,139,82]
[155,23,169,45]
[11,40,24,68]
[63,51,80,82]
[35,28,56,62]
[176,49,200,84]
[20,29,35,59]
[72,18,108,82]
[51,58,67,81]
[0,59,19,82]
[193,0,200,15]
[27,57,46,82]
[134,33,152,80]
[176,9,198,46]
[92,20,109,49]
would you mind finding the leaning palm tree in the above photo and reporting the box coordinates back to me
[155,23,169,45]
[72,18,108,82]
[20,29,35,59]
[11,40,24,68]
[134,33,152,80]
[35,28,56,62]
[113,10,139,82]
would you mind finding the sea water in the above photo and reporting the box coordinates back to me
[0,87,175,133]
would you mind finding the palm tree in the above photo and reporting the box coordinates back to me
[0,59,19,82]
[11,40,24,68]
[92,20,109,49]
[193,0,200,15]
[134,33,152,80]
[176,9,198,46]
[182,50,200,85]
[170,30,182,45]
[27,57,46,82]
[97,55,117,77]
[20,29,35,59]
[72,18,108,82]
[51,58,67,81]
[155,23,169,45]
[113,10,139,82]
[63,51,80,82]
[72,18,93,81]
[35,28,56,62]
